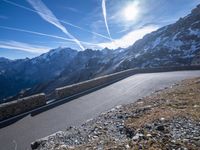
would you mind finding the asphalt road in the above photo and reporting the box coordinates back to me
[0,71,200,150]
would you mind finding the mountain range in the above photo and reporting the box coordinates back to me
[0,4,200,102]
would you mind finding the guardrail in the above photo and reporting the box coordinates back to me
[55,68,135,99]
[55,65,200,99]
[0,93,46,121]
[0,65,200,122]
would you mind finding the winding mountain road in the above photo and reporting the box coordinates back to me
[0,71,200,150]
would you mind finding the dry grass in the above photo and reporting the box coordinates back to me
[125,107,179,129]
[125,77,200,129]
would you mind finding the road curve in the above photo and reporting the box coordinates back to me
[0,71,200,150]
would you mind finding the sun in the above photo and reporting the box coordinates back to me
[123,2,139,21]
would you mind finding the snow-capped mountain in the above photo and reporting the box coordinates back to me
[0,4,200,102]
[0,48,78,101]
[115,4,200,70]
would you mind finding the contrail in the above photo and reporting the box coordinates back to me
[27,0,84,50]
[102,0,112,41]
[0,40,51,53]
[2,0,111,40]
[0,26,100,46]
[0,26,72,41]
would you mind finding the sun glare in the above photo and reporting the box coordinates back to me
[123,2,139,21]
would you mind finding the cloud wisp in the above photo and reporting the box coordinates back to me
[0,41,51,54]
[63,6,80,13]
[27,0,84,50]
[0,15,8,20]
[0,26,72,41]
[102,0,113,41]
[0,26,100,47]
[2,0,110,41]
[98,25,159,49]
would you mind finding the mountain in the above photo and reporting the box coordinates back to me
[0,4,200,102]
[0,48,78,101]
[115,4,200,70]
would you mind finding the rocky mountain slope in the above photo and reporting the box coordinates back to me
[0,48,78,101]
[115,4,200,70]
[0,4,200,102]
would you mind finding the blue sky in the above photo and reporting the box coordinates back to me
[0,0,200,59]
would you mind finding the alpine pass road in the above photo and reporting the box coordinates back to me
[0,71,200,150]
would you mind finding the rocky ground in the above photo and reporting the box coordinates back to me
[32,77,200,150]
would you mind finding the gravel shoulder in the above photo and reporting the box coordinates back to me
[32,77,200,150]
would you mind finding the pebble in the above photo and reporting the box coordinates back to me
[132,133,143,141]
[32,98,200,150]
[160,117,165,121]
[125,144,130,148]
[146,134,152,137]
[156,125,165,132]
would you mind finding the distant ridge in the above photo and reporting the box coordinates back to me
[0,4,200,102]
